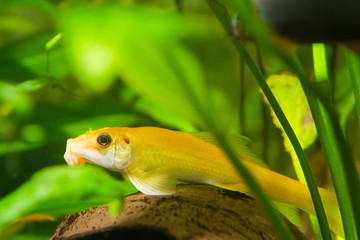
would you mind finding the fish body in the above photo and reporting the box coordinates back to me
[64,126,343,237]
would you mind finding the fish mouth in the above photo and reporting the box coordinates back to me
[64,139,88,166]
[64,150,87,166]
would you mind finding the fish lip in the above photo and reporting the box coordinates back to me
[64,139,87,166]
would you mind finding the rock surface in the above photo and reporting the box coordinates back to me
[51,184,305,240]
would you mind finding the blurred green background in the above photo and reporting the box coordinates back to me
[0,0,359,239]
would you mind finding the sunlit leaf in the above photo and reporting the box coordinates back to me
[60,6,240,131]
[265,72,317,149]
[263,72,317,182]
[264,72,322,235]
[60,7,204,118]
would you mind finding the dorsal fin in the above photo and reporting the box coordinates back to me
[190,132,268,168]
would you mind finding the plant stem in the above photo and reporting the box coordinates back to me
[235,40,331,240]
[291,51,360,239]
[345,48,360,128]
[206,0,331,238]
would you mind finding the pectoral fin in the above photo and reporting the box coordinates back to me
[274,201,301,227]
[127,168,177,195]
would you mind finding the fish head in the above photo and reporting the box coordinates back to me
[64,128,133,171]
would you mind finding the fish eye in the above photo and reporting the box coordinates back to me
[97,133,112,146]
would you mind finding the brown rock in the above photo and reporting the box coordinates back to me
[51,184,305,240]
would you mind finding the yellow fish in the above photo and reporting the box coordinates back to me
[64,126,343,237]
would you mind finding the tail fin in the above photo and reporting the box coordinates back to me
[220,180,343,238]
[191,132,344,237]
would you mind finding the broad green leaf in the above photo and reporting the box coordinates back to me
[265,72,317,149]
[264,72,317,181]
[0,165,135,237]
[60,6,205,121]
[60,6,240,131]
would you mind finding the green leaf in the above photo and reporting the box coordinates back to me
[60,5,240,131]
[266,73,317,149]
[264,72,317,184]
[206,1,332,238]
[265,71,323,238]
[306,44,360,239]
[345,48,360,128]
[0,165,135,236]
[59,6,204,123]
[60,6,190,93]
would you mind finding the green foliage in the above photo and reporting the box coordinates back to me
[0,165,134,238]
[265,73,317,151]
[0,0,359,239]
[264,72,317,202]
[263,72,322,237]
[60,5,240,130]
